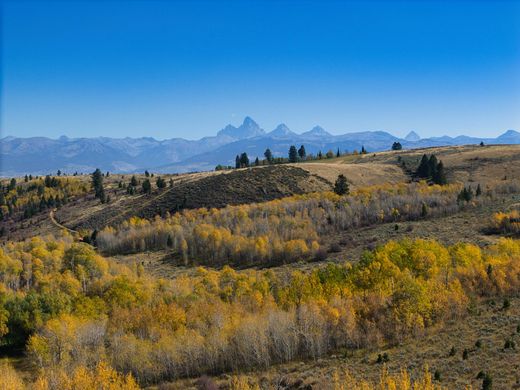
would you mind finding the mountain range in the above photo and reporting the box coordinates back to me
[2,117,520,176]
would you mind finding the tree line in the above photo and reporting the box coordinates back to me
[218,145,369,170]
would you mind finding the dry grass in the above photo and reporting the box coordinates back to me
[293,162,407,188]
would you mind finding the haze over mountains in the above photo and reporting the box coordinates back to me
[2,116,520,176]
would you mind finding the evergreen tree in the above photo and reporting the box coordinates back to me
[8,178,16,191]
[336,148,341,157]
[417,154,430,178]
[264,148,273,163]
[391,142,402,150]
[289,145,298,163]
[239,152,250,168]
[254,157,260,166]
[476,183,482,196]
[91,169,106,203]
[433,161,447,185]
[24,175,29,182]
[361,145,367,154]
[156,176,166,189]
[318,150,323,159]
[130,175,138,187]
[142,179,152,194]
[145,170,150,177]
[298,145,306,160]
[334,174,350,195]
[428,155,438,179]
[235,155,241,169]
[480,141,485,147]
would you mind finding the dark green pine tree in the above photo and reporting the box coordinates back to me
[334,174,350,195]
[416,154,430,178]
[433,160,447,185]
[142,178,152,194]
[336,148,341,157]
[156,176,166,189]
[91,168,106,203]
[428,155,438,179]
[391,142,402,150]
[361,145,367,154]
[235,155,241,169]
[264,148,273,163]
[289,145,298,163]
[298,145,306,160]
[239,152,250,168]
[254,157,260,166]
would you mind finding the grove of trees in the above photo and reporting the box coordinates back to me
[97,182,470,266]
[1,233,520,386]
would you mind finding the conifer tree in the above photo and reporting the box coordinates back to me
[298,145,306,160]
[239,152,250,168]
[91,169,106,203]
[289,145,298,163]
[417,154,430,178]
[264,148,273,163]
[392,142,402,150]
[334,174,350,195]
[433,161,447,185]
[142,179,152,194]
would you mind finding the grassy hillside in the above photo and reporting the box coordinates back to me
[1,144,520,389]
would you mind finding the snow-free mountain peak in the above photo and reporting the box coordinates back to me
[497,129,520,142]
[269,123,296,137]
[217,117,265,139]
[301,126,331,138]
[405,131,421,142]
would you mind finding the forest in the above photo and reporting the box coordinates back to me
[1,231,519,388]
[96,182,479,267]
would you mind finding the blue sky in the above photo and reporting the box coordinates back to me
[2,0,520,140]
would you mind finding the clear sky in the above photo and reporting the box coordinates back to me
[2,0,520,140]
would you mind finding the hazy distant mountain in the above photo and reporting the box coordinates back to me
[216,116,265,139]
[405,131,421,142]
[268,124,298,138]
[1,118,519,176]
[301,126,332,139]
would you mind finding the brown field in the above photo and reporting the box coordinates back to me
[292,162,407,188]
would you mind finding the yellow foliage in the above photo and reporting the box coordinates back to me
[0,362,25,390]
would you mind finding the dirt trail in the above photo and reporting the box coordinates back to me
[50,209,78,234]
